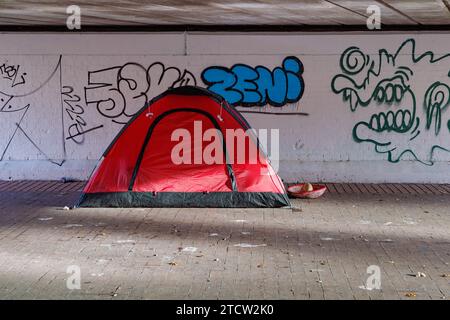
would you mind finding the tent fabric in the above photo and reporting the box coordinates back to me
[77,86,290,208]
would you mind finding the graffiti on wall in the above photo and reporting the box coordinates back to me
[0,62,27,88]
[0,55,305,167]
[84,62,196,125]
[63,85,103,145]
[0,56,65,166]
[331,39,450,165]
[201,56,305,107]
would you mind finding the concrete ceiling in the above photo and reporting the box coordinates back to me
[0,0,449,28]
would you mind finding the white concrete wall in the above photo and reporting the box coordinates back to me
[1,32,450,183]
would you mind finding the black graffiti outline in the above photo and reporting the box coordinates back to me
[85,61,197,125]
[62,85,103,144]
[0,105,65,166]
[0,55,65,166]
[0,62,27,88]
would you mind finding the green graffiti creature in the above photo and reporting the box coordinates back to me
[331,39,450,165]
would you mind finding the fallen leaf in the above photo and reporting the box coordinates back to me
[168,262,177,266]
[405,292,417,298]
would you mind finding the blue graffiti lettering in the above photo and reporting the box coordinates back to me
[201,56,304,107]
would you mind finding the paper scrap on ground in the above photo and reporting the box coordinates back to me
[182,247,198,252]
[96,259,110,264]
[320,237,337,241]
[94,222,107,227]
[234,243,266,248]
[358,285,376,291]
[115,240,136,244]
[63,224,83,228]
[38,217,53,221]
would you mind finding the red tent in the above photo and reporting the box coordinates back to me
[78,86,290,208]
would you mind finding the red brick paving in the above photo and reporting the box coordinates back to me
[0,180,448,195]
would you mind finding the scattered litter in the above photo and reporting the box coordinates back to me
[96,259,110,264]
[63,206,71,210]
[63,224,83,228]
[440,274,450,278]
[115,240,136,244]
[411,272,426,278]
[320,237,336,241]
[358,285,375,291]
[195,254,204,258]
[94,222,107,227]
[232,219,247,223]
[61,177,78,183]
[316,280,323,284]
[384,222,393,226]
[234,243,266,248]
[90,273,104,277]
[405,292,417,298]
[387,261,395,264]
[111,285,121,297]
[209,233,219,237]
[380,239,393,243]
[241,231,251,235]
[38,217,53,221]
[171,226,180,233]
[309,269,324,272]
[168,261,177,266]
[181,246,198,253]
[213,258,220,262]
[319,261,326,265]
